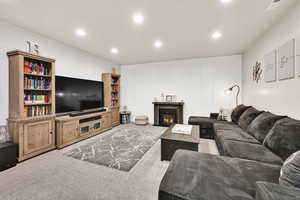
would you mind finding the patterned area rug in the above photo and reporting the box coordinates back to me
[64,124,166,172]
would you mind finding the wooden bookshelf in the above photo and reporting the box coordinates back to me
[102,73,120,126]
[7,50,56,161]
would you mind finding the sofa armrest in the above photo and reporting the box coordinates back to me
[255,181,300,200]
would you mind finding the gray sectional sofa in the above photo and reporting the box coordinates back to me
[159,105,300,200]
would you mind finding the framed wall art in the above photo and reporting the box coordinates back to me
[253,61,262,83]
[296,36,300,77]
[264,50,277,82]
[278,39,295,80]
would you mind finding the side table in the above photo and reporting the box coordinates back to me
[0,142,17,171]
[120,111,131,124]
[161,125,200,161]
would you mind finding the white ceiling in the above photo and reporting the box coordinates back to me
[0,0,297,65]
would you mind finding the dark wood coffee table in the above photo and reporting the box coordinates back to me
[161,124,200,161]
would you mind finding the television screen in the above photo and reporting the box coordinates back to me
[55,76,104,114]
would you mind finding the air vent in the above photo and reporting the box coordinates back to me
[267,0,281,11]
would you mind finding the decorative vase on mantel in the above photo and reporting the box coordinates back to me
[161,93,165,102]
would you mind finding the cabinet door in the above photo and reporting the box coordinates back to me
[111,109,120,125]
[23,120,54,155]
[62,121,79,144]
[102,113,112,129]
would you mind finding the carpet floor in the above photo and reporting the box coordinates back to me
[0,124,219,200]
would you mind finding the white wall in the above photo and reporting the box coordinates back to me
[242,2,300,119]
[0,21,119,125]
[121,55,242,124]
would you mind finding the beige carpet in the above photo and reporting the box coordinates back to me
[0,124,219,200]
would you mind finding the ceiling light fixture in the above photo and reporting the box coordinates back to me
[267,0,281,11]
[111,48,119,54]
[133,13,144,25]
[154,40,162,48]
[75,28,87,37]
[220,0,232,3]
[212,31,223,40]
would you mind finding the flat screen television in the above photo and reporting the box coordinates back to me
[55,76,104,114]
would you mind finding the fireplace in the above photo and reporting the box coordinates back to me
[153,102,184,127]
[159,109,177,126]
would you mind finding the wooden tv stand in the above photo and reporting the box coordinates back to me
[55,110,112,149]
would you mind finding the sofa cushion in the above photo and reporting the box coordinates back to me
[231,104,251,123]
[221,140,283,165]
[159,150,281,200]
[279,151,300,188]
[255,181,300,200]
[213,122,241,133]
[238,107,263,131]
[247,112,286,143]
[263,117,300,160]
[215,129,260,144]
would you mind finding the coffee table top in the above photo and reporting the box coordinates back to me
[161,124,200,144]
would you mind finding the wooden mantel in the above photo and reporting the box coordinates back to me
[152,102,184,106]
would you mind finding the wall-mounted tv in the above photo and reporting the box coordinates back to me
[55,76,104,114]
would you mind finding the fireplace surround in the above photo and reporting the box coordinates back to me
[153,102,184,126]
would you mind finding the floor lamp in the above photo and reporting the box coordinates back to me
[225,84,240,107]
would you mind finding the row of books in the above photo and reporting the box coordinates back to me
[24,61,50,76]
[24,77,50,90]
[111,93,118,99]
[25,106,50,117]
[111,99,119,106]
[24,94,50,105]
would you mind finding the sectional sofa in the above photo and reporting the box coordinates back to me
[159,105,300,200]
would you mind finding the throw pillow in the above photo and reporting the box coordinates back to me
[263,117,300,160]
[217,107,233,122]
[247,112,286,143]
[223,108,233,122]
[280,151,300,188]
[238,107,263,131]
[231,104,251,123]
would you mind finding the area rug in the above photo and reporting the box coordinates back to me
[64,124,167,172]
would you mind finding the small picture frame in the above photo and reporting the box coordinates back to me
[166,95,173,102]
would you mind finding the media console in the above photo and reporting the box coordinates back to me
[56,110,112,149]
[69,108,107,117]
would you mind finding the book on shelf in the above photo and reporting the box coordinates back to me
[24,77,50,90]
[24,94,49,105]
[24,60,49,76]
[25,105,49,117]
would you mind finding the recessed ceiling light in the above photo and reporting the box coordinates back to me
[154,40,162,48]
[212,31,223,40]
[267,0,281,11]
[133,13,144,25]
[111,48,119,54]
[75,28,86,37]
[220,0,232,3]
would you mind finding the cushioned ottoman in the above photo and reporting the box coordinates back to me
[159,150,281,200]
[135,115,149,125]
